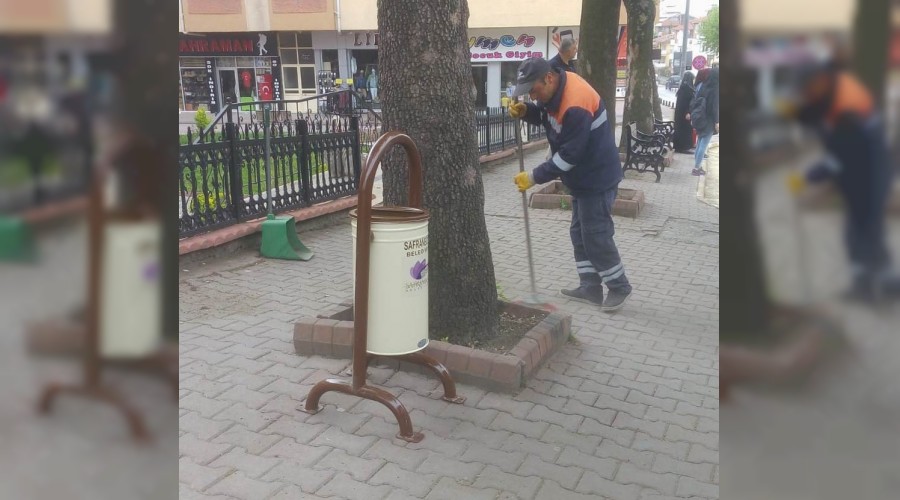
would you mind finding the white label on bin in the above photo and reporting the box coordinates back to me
[403,235,428,293]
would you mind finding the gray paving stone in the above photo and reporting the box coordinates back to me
[517,455,583,490]
[536,479,608,500]
[615,463,679,496]
[557,446,619,479]
[260,437,332,466]
[180,434,234,466]
[664,424,718,451]
[686,444,718,465]
[450,421,512,448]
[579,418,636,447]
[417,454,483,482]
[501,433,563,463]
[179,457,234,492]
[676,476,719,498]
[596,440,657,469]
[651,453,714,483]
[316,472,392,500]
[540,423,602,455]
[206,470,284,500]
[613,411,668,439]
[425,477,500,500]
[181,411,235,441]
[526,404,583,431]
[362,439,432,472]
[490,412,549,439]
[181,391,234,419]
[310,426,379,456]
[212,425,282,455]
[315,448,386,481]
[472,465,543,500]
[460,442,527,474]
[575,470,643,500]
[212,402,281,432]
[209,447,282,479]
[631,432,690,460]
[261,415,329,444]
[370,462,440,498]
[475,391,535,419]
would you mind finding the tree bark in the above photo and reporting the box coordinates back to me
[620,0,658,145]
[578,0,623,137]
[378,0,499,344]
[116,0,178,340]
[719,0,770,338]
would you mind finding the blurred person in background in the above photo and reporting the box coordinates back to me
[786,60,900,303]
[674,70,696,153]
[690,68,720,176]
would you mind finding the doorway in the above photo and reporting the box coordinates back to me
[217,69,238,107]
[471,64,487,107]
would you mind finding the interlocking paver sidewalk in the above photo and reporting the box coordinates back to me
[180,131,720,498]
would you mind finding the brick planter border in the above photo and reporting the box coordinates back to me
[294,300,571,393]
[529,180,645,218]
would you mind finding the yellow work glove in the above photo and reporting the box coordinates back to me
[508,101,527,119]
[786,172,806,196]
[514,171,535,192]
[774,99,797,119]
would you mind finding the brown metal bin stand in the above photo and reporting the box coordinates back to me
[302,132,464,443]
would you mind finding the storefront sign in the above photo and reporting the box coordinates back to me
[546,27,580,61]
[205,58,219,112]
[270,58,283,101]
[179,32,277,57]
[468,28,547,62]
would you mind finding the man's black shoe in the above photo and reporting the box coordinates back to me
[560,286,604,305]
[601,287,632,312]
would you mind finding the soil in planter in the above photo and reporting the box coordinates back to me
[454,310,547,355]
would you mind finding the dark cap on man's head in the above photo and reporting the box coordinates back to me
[512,57,553,97]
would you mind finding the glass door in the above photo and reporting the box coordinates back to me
[217,69,238,108]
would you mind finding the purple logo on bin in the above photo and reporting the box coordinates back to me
[410,259,428,280]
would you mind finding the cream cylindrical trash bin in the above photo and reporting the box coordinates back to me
[350,207,429,355]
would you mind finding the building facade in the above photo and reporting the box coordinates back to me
[178,0,628,116]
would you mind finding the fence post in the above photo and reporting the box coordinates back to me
[297,119,312,206]
[350,116,361,184]
[500,107,507,149]
[225,110,243,221]
[485,108,492,155]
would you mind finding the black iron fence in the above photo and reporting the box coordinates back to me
[179,100,363,237]
[475,107,546,156]
[178,95,549,237]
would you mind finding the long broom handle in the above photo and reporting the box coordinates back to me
[515,117,538,296]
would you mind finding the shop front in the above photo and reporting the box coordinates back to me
[178,32,282,114]
[468,27,548,108]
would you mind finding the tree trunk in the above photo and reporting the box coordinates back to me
[853,0,889,106]
[378,0,499,344]
[620,0,658,146]
[719,0,770,339]
[116,0,178,340]
[578,0,623,137]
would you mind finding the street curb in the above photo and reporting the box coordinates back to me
[295,299,572,394]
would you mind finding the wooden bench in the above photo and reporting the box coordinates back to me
[622,122,668,183]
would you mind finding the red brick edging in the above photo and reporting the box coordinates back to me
[294,300,571,393]
[529,181,645,218]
